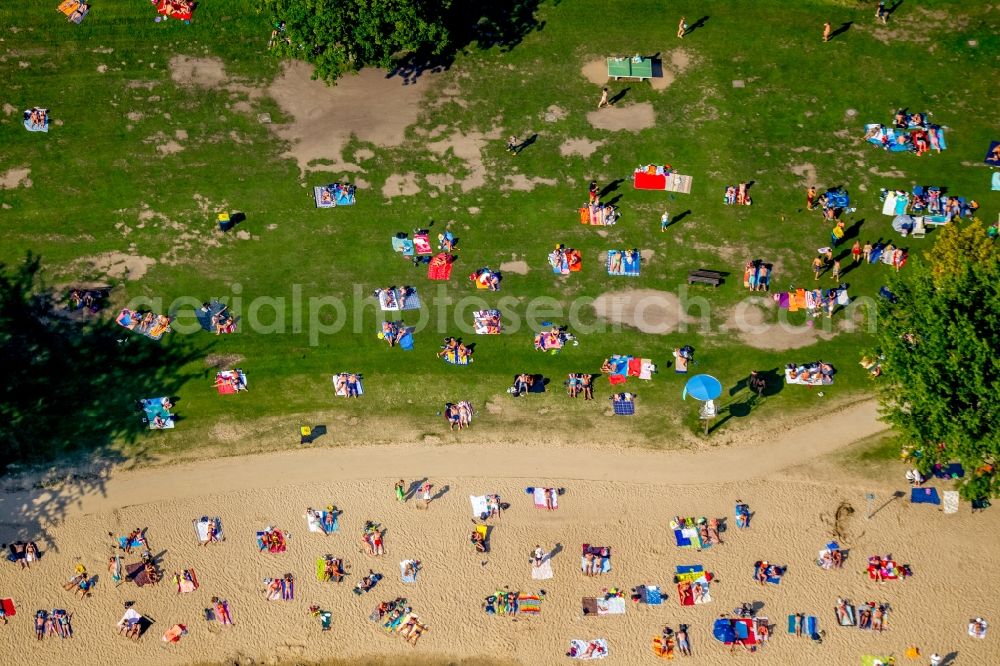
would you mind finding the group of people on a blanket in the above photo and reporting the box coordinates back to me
[581,544,610,576]
[881,187,977,221]
[317,182,356,206]
[353,570,380,594]
[319,555,345,583]
[361,521,385,556]
[565,373,594,399]
[724,182,752,206]
[68,288,105,313]
[818,545,845,569]
[376,285,414,310]
[379,321,408,347]
[117,308,171,337]
[534,326,575,352]
[742,260,771,291]
[867,555,911,581]
[34,609,72,639]
[549,244,582,273]
[334,373,362,397]
[474,309,502,334]
[470,268,501,291]
[158,0,195,18]
[510,373,536,396]
[214,370,247,393]
[484,590,522,615]
[864,110,943,155]
[444,400,474,430]
[438,337,473,363]
[787,361,834,383]
[836,599,890,631]
[25,107,49,129]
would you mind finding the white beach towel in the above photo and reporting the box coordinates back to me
[532,558,553,580]
[469,495,489,517]
[943,491,959,514]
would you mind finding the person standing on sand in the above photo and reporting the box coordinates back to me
[394,480,405,502]
[677,17,687,39]
[420,482,432,508]
[598,87,609,109]
[929,654,943,666]
[823,22,832,42]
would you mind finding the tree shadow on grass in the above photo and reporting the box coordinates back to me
[0,255,206,552]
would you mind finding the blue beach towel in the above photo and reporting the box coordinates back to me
[910,487,940,504]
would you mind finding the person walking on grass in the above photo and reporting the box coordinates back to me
[851,240,861,264]
[677,17,687,39]
[863,240,873,263]
[831,259,841,282]
[807,186,817,211]
[506,135,519,156]
[660,209,670,232]
[813,256,824,280]
[598,87,609,109]
[823,22,832,42]
[876,1,888,24]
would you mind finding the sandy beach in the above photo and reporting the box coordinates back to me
[1,401,997,665]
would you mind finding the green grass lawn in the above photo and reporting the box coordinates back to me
[1,1,997,465]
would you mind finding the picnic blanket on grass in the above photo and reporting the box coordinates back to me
[333,373,363,396]
[313,184,355,208]
[612,394,636,415]
[377,287,420,311]
[215,369,246,394]
[157,0,194,21]
[23,109,49,132]
[474,309,502,334]
[141,398,175,429]
[427,253,454,280]
[116,309,171,340]
[607,250,641,276]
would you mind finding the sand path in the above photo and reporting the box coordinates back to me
[11,401,883,519]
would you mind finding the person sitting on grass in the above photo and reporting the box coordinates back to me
[748,370,767,397]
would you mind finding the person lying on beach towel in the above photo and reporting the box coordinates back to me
[400,560,420,583]
[735,501,751,528]
[257,527,287,553]
[817,543,844,569]
[264,574,294,601]
[214,369,247,394]
[866,555,911,581]
[194,517,223,545]
[438,337,473,365]
[473,309,502,334]
[969,617,988,639]
[306,506,339,534]
[117,608,145,640]
[162,623,187,643]
[353,569,382,595]
[157,0,195,20]
[581,545,611,576]
[534,326,576,353]
[319,556,346,582]
[567,639,608,659]
[470,525,489,553]
[172,568,198,593]
[362,521,385,556]
[754,561,785,585]
[8,541,39,569]
[210,596,233,625]
[549,244,583,273]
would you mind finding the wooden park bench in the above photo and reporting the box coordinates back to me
[688,269,725,287]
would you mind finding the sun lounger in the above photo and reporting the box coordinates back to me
[568,639,608,659]
[193,517,223,543]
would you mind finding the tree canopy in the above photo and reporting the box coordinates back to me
[0,256,199,472]
[263,0,544,83]
[872,220,999,499]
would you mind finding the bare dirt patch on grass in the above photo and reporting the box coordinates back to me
[268,61,439,173]
[724,297,837,351]
[382,172,421,198]
[504,174,558,191]
[1,167,32,189]
[592,289,694,334]
[498,260,529,275]
[587,102,655,132]
[581,58,608,85]
[650,48,694,91]
[169,55,228,88]
[560,138,604,158]
[77,252,157,281]
[789,162,819,188]
[429,131,490,191]
[204,353,246,369]
[542,105,568,122]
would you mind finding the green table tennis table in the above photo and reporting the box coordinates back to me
[607,56,653,80]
